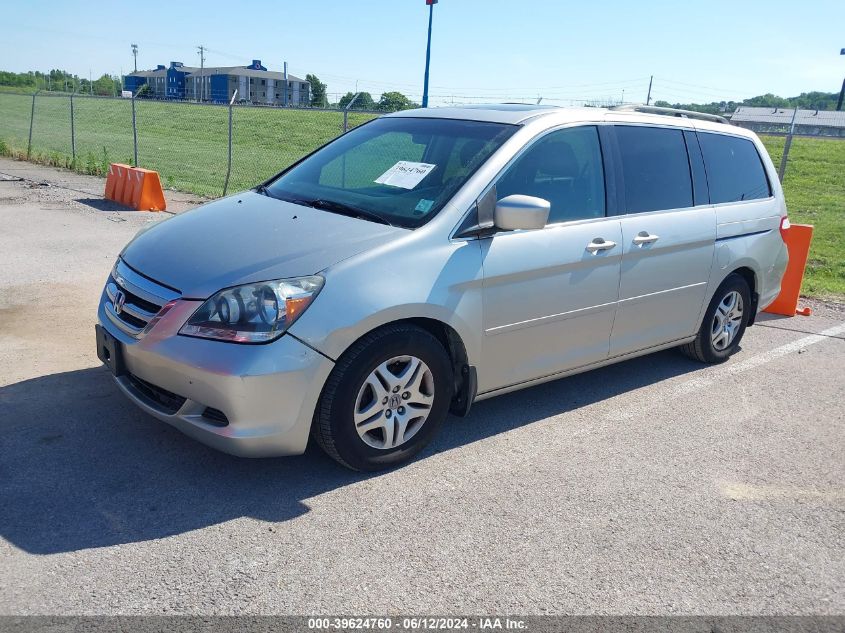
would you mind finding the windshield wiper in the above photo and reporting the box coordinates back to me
[254,183,277,199]
[296,198,393,226]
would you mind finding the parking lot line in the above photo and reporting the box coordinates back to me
[669,322,845,399]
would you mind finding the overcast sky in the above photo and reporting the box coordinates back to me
[3,0,844,105]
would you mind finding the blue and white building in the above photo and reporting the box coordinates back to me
[124,59,310,105]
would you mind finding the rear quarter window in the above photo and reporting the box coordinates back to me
[616,126,693,213]
[698,132,771,203]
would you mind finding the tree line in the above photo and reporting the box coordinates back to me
[0,68,417,111]
[2,69,839,113]
[306,74,417,112]
[0,69,122,96]
[653,91,841,115]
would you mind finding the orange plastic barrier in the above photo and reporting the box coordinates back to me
[120,168,137,207]
[130,168,167,211]
[763,224,814,317]
[104,163,131,203]
[103,163,166,211]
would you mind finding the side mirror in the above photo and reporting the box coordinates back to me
[494,195,550,231]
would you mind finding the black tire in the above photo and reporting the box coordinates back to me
[313,324,453,471]
[681,273,751,364]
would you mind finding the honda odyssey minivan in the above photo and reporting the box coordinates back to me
[96,104,789,470]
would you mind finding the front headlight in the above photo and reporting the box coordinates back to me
[178,276,324,343]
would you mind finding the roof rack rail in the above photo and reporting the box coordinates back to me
[610,104,729,125]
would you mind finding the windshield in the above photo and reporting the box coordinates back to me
[265,117,517,229]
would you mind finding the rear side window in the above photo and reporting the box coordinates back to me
[616,126,693,213]
[698,133,771,203]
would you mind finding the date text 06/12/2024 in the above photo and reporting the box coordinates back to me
[307,617,528,630]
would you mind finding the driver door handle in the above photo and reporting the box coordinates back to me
[632,231,660,246]
[585,238,617,253]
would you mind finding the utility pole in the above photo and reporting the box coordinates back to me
[89,70,93,95]
[646,75,653,105]
[131,43,138,73]
[197,45,206,101]
[837,48,845,111]
[283,61,288,107]
[422,0,437,108]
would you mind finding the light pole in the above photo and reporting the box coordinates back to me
[837,48,845,111]
[197,45,206,101]
[422,0,437,108]
[131,44,138,73]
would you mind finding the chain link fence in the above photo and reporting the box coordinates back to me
[0,92,380,198]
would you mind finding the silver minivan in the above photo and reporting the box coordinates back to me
[96,104,789,470]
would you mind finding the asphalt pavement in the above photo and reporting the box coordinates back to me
[0,158,843,615]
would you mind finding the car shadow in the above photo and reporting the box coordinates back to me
[0,350,702,555]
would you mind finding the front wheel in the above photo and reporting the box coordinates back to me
[680,273,751,364]
[313,324,453,471]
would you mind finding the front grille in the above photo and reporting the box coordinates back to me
[105,277,162,334]
[126,373,187,414]
[103,259,180,338]
[118,284,161,315]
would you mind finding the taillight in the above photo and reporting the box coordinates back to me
[779,216,790,240]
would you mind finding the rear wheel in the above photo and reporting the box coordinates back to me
[313,324,453,471]
[680,273,751,364]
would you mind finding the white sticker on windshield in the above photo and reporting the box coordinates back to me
[375,161,436,189]
[415,198,434,214]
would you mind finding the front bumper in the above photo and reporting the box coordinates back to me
[97,296,334,457]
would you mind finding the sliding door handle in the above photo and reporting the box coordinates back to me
[632,231,660,246]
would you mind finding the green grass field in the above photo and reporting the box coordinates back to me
[0,92,377,197]
[0,92,842,297]
[760,135,845,298]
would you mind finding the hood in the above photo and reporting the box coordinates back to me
[121,192,408,298]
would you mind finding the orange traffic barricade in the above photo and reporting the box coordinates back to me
[120,168,138,207]
[103,163,166,212]
[105,163,131,203]
[130,167,167,212]
[764,223,814,317]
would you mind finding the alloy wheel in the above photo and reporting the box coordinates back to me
[711,290,744,351]
[353,355,435,450]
